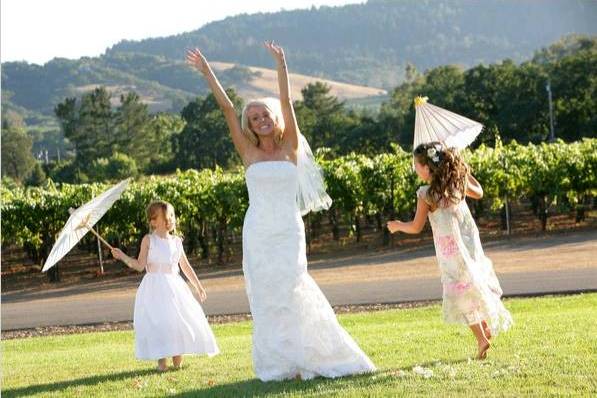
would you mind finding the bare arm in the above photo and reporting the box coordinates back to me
[111,235,149,272]
[264,41,299,152]
[178,240,207,302]
[386,197,430,234]
[466,174,483,200]
[186,48,253,161]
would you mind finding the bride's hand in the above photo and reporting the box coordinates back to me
[186,48,210,74]
[264,40,286,65]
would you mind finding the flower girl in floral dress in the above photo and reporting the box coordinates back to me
[387,142,512,359]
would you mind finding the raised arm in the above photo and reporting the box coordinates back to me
[466,174,484,200]
[186,48,253,160]
[264,41,299,151]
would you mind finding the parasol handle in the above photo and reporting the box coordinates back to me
[85,224,114,251]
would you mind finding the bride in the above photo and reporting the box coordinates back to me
[186,41,375,381]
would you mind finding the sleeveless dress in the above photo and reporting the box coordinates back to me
[134,233,220,360]
[418,185,513,335]
[242,161,376,381]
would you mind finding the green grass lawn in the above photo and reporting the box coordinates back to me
[2,294,596,397]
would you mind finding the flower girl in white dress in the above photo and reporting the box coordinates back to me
[111,200,219,371]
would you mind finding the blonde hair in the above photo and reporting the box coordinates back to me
[413,142,469,208]
[146,200,178,234]
[241,97,285,146]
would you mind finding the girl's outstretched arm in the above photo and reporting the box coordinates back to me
[178,242,207,302]
[387,197,430,234]
[264,41,299,152]
[466,174,484,199]
[186,48,253,161]
[111,235,149,272]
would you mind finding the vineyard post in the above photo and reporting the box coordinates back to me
[546,80,556,142]
[504,193,511,235]
[500,142,511,235]
[96,234,104,274]
[384,173,395,246]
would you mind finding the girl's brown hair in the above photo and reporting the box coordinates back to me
[146,200,178,234]
[413,142,469,208]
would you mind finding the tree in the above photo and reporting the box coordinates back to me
[113,92,151,169]
[532,34,596,65]
[54,97,79,151]
[54,87,160,181]
[459,60,550,143]
[25,163,47,186]
[1,119,36,182]
[55,87,114,175]
[173,89,243,170]
[140,113,185,173]
[46,159,80,183]
[145,113,185,174]
[340,110,392,155]
[547,49,597,141]
[78,87,114,161]
[89,152,138,181]
[294,82,350,151]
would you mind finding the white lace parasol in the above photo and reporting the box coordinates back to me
[413,96,483,149]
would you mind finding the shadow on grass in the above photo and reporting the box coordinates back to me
[3,359,473,398]
[4,370,383,398]
[2,368,156,398]
[170,359,473,398]
[170,371,381,398]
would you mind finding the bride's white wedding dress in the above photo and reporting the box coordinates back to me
[242,160,376,381]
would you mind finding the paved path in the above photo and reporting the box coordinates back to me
[2,231,596,330]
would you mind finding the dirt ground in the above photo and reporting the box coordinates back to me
[2,230,595,305]
[2,209,595,294]
[162,229,597,293]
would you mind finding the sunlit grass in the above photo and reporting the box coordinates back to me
[3,294,596,397]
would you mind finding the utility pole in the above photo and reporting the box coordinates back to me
[546,80,555,142]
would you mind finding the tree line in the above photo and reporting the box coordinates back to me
[1,36,595,185]
[2,139,594,282]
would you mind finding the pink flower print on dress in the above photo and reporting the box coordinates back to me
[446,281,472,296]
[437,235,459,257]
[467,300,481,314]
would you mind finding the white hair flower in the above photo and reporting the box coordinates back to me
[427,147,440,163]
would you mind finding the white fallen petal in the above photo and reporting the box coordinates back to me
[413,365,434,378]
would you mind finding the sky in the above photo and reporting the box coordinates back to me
[1,0,363,65]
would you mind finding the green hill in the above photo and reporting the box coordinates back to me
[1,0,595,126]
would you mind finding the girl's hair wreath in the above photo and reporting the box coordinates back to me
[424,143,443,165]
